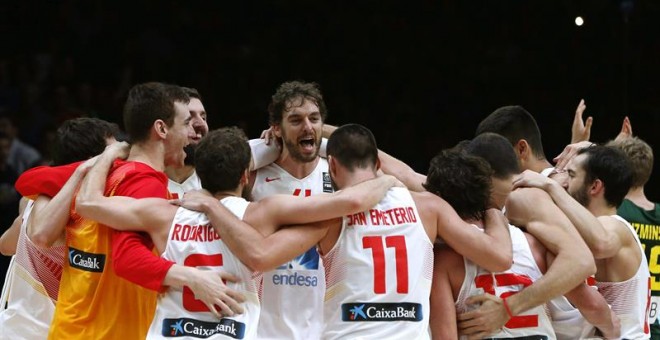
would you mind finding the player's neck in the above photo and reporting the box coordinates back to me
[127,142,165,172]
[625,186,655,210]
[213,188,242,201]
[588,199,616,217]
[525,157,553,173]
[275,149,320,179]
[340,170,377,189]
[165,165,195,184]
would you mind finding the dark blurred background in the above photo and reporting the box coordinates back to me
[0,0,658,202]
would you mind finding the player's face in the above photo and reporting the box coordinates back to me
[188,98,208,145]
[164,101,195,168]
[277,98,323,163]
[566,154,591,206]
[490,175,514,211]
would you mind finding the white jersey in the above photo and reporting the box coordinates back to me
[146,197,260,340]
[456,225,555,339]
[547,292,597,340]
[322,187,433,340]
[595,215,651,340]
[168,170,202,199]
[251,160,332,339]
[0,200,66,340]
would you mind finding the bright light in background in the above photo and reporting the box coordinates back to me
[575,16,584,26]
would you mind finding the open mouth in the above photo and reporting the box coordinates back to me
[299,136,316,152]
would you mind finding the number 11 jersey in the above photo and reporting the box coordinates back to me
[321,187,433,340]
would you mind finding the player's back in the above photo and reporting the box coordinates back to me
[456,225,555,339]
[147,196,260,340]
[322,187,433,340]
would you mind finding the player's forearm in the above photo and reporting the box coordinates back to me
[201,200,272,271]
[478,209,513,272]
[0,213,22,255]
[335,175,396,213]
[112,231,174,291]
[565,283,619,338]
[30,167,87,248]
[378,150,426,192]
[545,181,619,258]
[506,249,593,315]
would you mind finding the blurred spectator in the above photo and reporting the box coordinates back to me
[0,115,42,174]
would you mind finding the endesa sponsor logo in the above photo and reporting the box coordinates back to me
[271,271,318,287]
[341,302,422,322]
[68,247,105,273]
[162,317,246,339]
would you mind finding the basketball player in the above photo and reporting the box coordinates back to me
[185,124,513,339]
[430,133,619,339]
[0,118,120,339]
[74,126,401,339]
[515,145,651,339]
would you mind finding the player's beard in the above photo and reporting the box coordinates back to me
[281,129,320,163]
[569,181,591,207]
[183,144,196,166]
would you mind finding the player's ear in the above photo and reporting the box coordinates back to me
[272,124,282,139]
[240,169,250,186]
[154,120,168,139]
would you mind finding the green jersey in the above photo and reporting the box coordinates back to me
[618,198,660,338]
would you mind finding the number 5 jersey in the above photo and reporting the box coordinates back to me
[147,196,260,340]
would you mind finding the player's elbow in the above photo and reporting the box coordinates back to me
[241,247,271,272]
[590,240,618,260]
[0,240,15,256]
[574,252,596,278]
[29,228,57,249]
[491,253,514,273]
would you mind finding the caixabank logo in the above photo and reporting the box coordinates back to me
[162,317,246,339]
[68,247,105,273]
[341,302,423,322]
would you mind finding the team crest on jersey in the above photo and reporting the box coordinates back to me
[162,317,246,339]
[341,302,422,322]
[276,246,319,270]
[68,247,105,273]
[322,172,333,193]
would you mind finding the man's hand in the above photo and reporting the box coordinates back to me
[513,170,554,191]
[170,189,215,212]
[614,116,633,141]
[571,99,593,143]
[260,127,279,146]
[186,268,246,319]
[553,140,594,171]
[457,294,510,339]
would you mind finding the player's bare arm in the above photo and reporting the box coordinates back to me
[429,246,462,339]
[29,156,99,248]
[416,192,512,272]
[0,197,28,255]
[257,174,400,228]
[514,170,623,258]
[458,188,595,338]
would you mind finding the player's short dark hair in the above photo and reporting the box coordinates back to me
[53,117,121,166]
[326,124,378,172]
[465,132,520,179]
[577,145,633,207]
[268,81,327,126]
[424,149,493,221]
[123,82,189,143]
[195,127,251,194]
[476,106,546,159]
